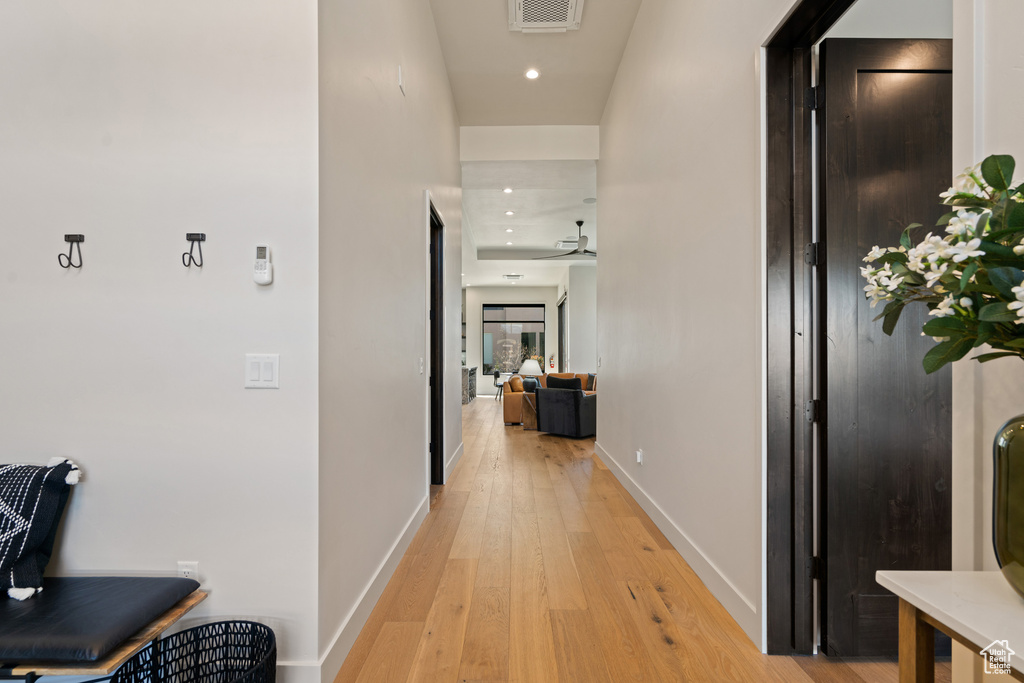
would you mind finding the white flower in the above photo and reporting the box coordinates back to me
[959,297,973,308]
[945,210,984,237]
[863,281,892,308]
[929,295,956,317]
[924,262,949,288]
[947,237,985,262]
[1013,238,1024,256]
[939,164,985,201]
[863,245,887,262]
[1008,284,1024,324]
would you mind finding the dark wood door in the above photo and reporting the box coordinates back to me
[819,38,952,657]
[429,203,445,485]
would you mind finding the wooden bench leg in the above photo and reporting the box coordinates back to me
[899,598,935,683]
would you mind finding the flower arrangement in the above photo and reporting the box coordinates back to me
[861,154,1024,373]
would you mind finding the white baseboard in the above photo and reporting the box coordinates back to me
[595,441,762,647]
[298,494,430,683]
[445,441,464,482]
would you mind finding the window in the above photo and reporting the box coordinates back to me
[482,304,545,375]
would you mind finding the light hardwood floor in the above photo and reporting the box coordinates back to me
[336,397,951,682]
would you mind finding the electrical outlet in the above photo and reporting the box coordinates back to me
[636,449,644,465]
[177,561,199,581]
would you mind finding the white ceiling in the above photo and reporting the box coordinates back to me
[431,0,638,287]
[461,159,597,288]
[429,0,642,125]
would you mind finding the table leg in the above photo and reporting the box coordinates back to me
[899,598,935,683]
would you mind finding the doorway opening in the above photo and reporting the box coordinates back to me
[429,201,445,485]
[765,0,953,656]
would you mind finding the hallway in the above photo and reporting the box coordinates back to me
[336,398,947,682]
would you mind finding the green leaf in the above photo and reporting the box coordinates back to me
[960,262,980,290]
[936,212,955,227]
[923,337,976,374]
[980,240,1018,259]
[1007,202,1024,230]
[976,321,995,347]
[979,302,1022,322]
[921,317,966,336]
[972,352,1021,363]
[900,226,915,250]
[962,283,1001,295]
[876,251,908,266]
[981,154,1016,191]
[987,267,1024,298]
[1004,338,1024,349]
[882,304,904,336]
[947,194,996,210]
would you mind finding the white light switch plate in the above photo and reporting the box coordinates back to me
[245,354,279,388]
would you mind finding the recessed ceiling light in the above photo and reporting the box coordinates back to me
[505,211,514,216]
[583,197,597,204]
[461,273,465,276]
[506,241,513,245]
[506,228,513,233]
[525,69,540,80]
[503,187,513,194]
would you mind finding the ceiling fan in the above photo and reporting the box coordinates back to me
[533,220,597,259]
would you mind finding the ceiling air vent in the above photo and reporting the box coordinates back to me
[509,0,584,33]
[503,273,525,281]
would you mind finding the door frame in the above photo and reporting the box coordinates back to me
[763,0,856,655]
[426,193,446,486]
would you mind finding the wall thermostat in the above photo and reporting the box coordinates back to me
[254,244,273,285]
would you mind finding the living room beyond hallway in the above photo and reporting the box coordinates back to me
[336,399,948,682]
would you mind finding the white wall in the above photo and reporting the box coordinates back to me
[952,1,1024,679]
[317,0,462,679]
[0,0,321,676]
[465,286,559,395]
[597,0,802,648]
[460,125,600,161]
[567,266,598,374]
[825,0,953,38]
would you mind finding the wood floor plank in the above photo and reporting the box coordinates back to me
[567,531,660,683]
[384,491,469,622]
[353,622,424,683]
[550,609,614,683]
[457,586,510,681]
[545,453,592,533]
[582,499,646,581]
[509,440,559,682]
[534,484,587,610]
[406,558,477,682]
[618,579,704,681]
[449,475,494,559]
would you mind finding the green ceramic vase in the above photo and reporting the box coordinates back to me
[993,415,1024,599]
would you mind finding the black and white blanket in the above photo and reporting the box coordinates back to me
[0,458,80,600]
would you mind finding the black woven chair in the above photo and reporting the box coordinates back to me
[111,620,276,683]
[535,388,596,438]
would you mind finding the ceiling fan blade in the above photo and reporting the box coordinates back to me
[532,251,576,260]
[582,249,597,256]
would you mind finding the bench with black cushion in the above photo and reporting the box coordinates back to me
[535,386,596,438]
[0,576,201,677]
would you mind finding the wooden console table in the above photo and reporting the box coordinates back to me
[876,570,1024,682]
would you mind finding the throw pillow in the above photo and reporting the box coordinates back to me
[547,375,582,391]
[508,375,524,393]
[0,458,80,600]
[587,373,597,391]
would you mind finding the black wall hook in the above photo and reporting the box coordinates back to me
[183,233,205,267]
[59,235,84,269]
